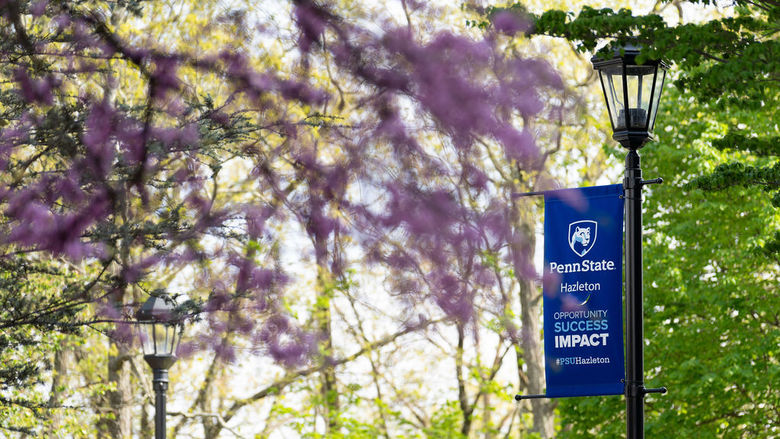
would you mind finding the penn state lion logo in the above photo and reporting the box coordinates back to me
[568,220,597,257]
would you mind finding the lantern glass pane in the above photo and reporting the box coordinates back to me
[648,69,666,132]
[167,324,178,355]
[599,64,625,130]
[625,64,656,129]
[138,322,155,355]
[152,323,159,355]
[154,323,171,355]
[173,325,182,355]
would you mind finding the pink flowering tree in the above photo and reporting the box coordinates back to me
[0,0,561,435]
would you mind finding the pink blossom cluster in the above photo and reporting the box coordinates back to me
[0,0,561,365]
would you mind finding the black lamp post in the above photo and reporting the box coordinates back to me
[592,43,668,439]
[136,294,183,439]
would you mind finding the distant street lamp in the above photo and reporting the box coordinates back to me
[136,294,183,439]
[592,43,669,439]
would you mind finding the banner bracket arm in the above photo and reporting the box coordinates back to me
[511,191,546,198]
[643,386,667,395]
[514,394,548,400]
[514,393,620,401]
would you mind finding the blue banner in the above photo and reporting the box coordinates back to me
[543,184,625,397]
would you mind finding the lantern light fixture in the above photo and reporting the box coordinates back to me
[591,43,668,150]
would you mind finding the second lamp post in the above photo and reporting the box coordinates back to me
[136,294,184,439]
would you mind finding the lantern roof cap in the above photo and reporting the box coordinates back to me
[591,42,665,68]
[136,294,179,323]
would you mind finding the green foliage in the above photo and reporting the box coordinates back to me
[423,401,468,439]
[685,162,780,204]
[710,131,780,158]
[558,86,780,438]
[483,0,779,262]
[0,254,91,434]
[509,0,778,433]
[517,4,778,107]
